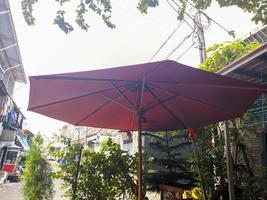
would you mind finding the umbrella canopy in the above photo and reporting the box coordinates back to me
[28,60,263,200]
[28,60,262,130]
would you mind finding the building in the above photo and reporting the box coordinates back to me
[51,124,136,155]
[217,42,267,194]
[217,42,267,164]
[0,0,27,182]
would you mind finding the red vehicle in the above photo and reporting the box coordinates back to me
[0,144,21,182]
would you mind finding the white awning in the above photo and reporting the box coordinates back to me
[0,0,27,83]
[16,135,30,151]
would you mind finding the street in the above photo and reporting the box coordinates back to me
[0,182,21,200]
[0,179,68,200]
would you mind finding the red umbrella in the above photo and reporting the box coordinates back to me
[28,60,263,200]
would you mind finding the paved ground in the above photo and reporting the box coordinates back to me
[0,182,21,200]
[0,179,68,200]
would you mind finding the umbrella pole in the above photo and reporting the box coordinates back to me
[138,115,143,200]
[224,121,235,200]
[191,139,208,200]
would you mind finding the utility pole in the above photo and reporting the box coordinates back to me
[195,11,207,63]
[194,10,236,200]
[73,127,83,200]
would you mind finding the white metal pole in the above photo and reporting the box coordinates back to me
[224,121,235,200]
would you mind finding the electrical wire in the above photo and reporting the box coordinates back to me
[112,3,174,29]
[181,0,235,39]
[167,0,195,22]
[150,21,183,61]
[166,0,195,31]
[165,31,194,59]
[150,0,196,61]
[202,12,235,39]
[176,41,196,61]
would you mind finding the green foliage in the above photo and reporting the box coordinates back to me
[21,0,115,33]
[199,40,260,72]
[137,0,159,14]
[144,131,196,191]
[22,134,54,200]
[189,121,266,199]
[188,125,224,199]
[20,0,267,33]
[56,138,138,199]
[215,0,267,25]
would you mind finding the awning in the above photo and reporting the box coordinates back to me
[16,135,30,151]
[0,0,27,83]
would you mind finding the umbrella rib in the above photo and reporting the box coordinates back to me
[29,86,124,110]
[31,75,136,83]
[150,84,239,116]
[75,101,111,126]
[178,83,260,91]
[76,88,131,125]
[110,81,136,110]
[181,95,239,116]
[149,81,260,91]
[98,93,136,113]
[138,77,146,111]
[143,94,180,113]
[146,87,187,129]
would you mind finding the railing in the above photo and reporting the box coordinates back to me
[245,95,267,125]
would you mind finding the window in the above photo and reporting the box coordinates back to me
[4,151,18,164]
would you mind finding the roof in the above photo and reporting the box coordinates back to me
[217,42,267,84]
[243,26,267,44]
[23,129,34,137]
[0,0,27,83]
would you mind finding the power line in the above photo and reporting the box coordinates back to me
[176,41,196,61]
[166,0,206,63]
[202,12,235,39]
[181,0,235,38]
[112,3,174,29]
[150,0,197,61]
[167,0,195,22]
[165,31,194,59]
[150,21,183,61]
[165,0,194,30]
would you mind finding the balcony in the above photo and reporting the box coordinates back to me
[0,69,15,96]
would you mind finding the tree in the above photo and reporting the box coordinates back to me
[20,0,267,33]
[199,40,260,72]
[22,134,54,200]
[56,138,139,200]
[144,131,196,193]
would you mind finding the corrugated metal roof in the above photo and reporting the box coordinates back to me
[0,0,27,83]
[243,26,267,44]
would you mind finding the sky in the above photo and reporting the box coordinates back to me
[8,0,262,136]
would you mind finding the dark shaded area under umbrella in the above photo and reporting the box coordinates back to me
[28,60,264,200]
